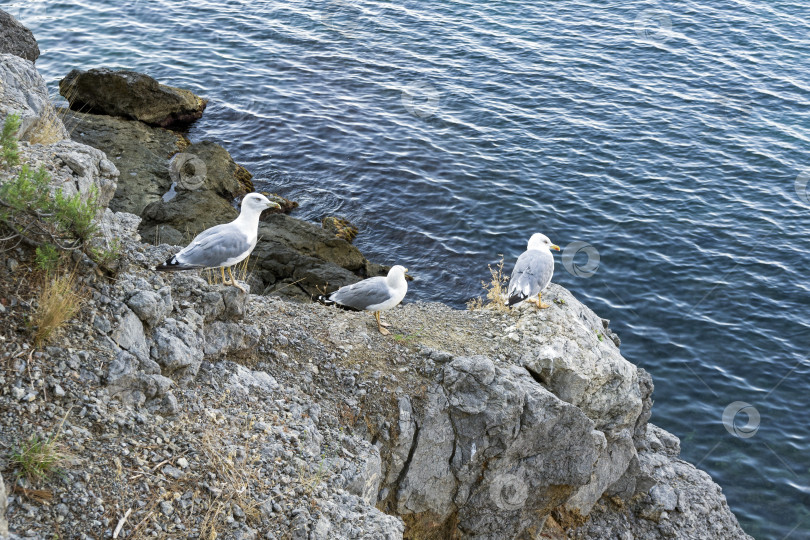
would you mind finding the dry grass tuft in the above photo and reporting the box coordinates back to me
[33,272,84,347]
[25,104,65,145]
[467,256,510,312]
[198,426,261,538]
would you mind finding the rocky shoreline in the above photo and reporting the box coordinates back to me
[0,11,753,540]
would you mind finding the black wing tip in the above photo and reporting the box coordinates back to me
[507,295,524,307]
[316,294,335,306]
[155,256,201,272]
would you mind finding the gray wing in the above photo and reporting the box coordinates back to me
[330,277,393,310]
[175,224,252,268]
[507,250,553,305]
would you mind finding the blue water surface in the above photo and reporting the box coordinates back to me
[5,0,809,537]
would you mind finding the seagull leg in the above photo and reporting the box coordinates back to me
[227,266,247,294]
[221,266,232,286]
[375,311,390,335]
[536,292,551,309]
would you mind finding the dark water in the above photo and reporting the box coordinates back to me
[5,0,809,537]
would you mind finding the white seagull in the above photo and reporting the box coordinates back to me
[156,193,280,293]
[318,265,409,335]
[507,233,560,309]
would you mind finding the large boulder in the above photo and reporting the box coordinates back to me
[0,10,39,62]
[570,425,754,540]
[59,68,207,129]
[61,109,188,215]
[0,53,68,143]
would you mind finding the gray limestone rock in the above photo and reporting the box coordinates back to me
[0,53,68,143]
[151,317,204,381]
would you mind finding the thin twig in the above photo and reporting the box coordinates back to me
[112,508,132,538]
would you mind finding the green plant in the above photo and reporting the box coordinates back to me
[0,164,100,252]
[89,238,120,268]
[393,326,424,343]
[54,184,99,242]
[35,243,60,272]
[9,433,66,485]
[1,114,21,168]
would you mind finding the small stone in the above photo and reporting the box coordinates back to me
[162,465,183,480]
[11,387,25,400]
[53,384,66,398]
[159,500,174,516]
[177,457,189,469]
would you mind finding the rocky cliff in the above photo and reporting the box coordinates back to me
[0,18,752,540]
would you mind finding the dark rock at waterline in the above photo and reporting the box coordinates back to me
[180,140,254,197]
[63,110,252,217]
[59,68,207,129]
[252,214,388,299]
[260,192,298,216]
[61,109,189,215]
[322,216,359,243]
[0,10,40,62]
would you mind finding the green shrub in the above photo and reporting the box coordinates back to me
[0,165,100,250]
[1,114,21,168]
[35,243,60,272]
[54,184,99,242]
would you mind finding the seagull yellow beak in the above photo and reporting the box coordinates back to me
[267,202,281,210]
[550,244,561,251]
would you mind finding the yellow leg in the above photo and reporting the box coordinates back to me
[536,292,550,309]
[227,266,247,294]
[221,266,229,284]
[375,311,390,335]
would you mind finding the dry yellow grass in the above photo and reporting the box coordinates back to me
[25,104,65,145]
[33,272,84,347]
[198,425,262,538]
[467,256,510,312]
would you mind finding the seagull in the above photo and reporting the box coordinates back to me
[318,265,409,335]
[507,233,560,309]
[156,193,280,293]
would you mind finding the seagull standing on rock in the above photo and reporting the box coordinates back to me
[318,265,409,335]
[507,233,560,309]
[156,193,280,293]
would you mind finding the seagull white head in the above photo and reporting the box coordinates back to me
[241,193,281,215]
[527,233,560,252]
[388,265,408,278]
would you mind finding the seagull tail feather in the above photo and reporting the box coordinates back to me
[506,294,525,307]
[155,255,202,272]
